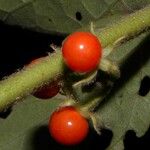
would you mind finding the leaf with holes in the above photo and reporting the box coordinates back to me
[0,0,149,34]
[94,32,150,150]
[0,1,150,150]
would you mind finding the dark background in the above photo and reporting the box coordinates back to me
[0,21,149,150]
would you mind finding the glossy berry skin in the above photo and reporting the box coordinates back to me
[62,32,102,73]
[49,106,89,145]
[29,58,60,99]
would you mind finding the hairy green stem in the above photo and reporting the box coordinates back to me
[0,52,64,111]
[0,6,150,111]
[97,5,150,47]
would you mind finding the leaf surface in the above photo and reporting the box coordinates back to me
[0,94,64,150]
[95,33,150,149]
[0,0,149,34]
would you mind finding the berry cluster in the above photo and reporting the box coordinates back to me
[31,32,102,145]
[49,32,102,145]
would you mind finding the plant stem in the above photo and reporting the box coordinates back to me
[0,52,64,111]
[0,6,150,111]
[97,5,150,48]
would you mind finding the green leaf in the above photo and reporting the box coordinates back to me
[0,0,149,34]
[95,33,150,149]
[0,94,65,150]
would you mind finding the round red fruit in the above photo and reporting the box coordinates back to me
[49,106,89,145]
[62,32,102,73]
[33,81,60,99]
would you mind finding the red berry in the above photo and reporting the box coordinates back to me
[29,58,60,99]
[33,81,60,99]
[62,32,102,73]
[49,106,89,145]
